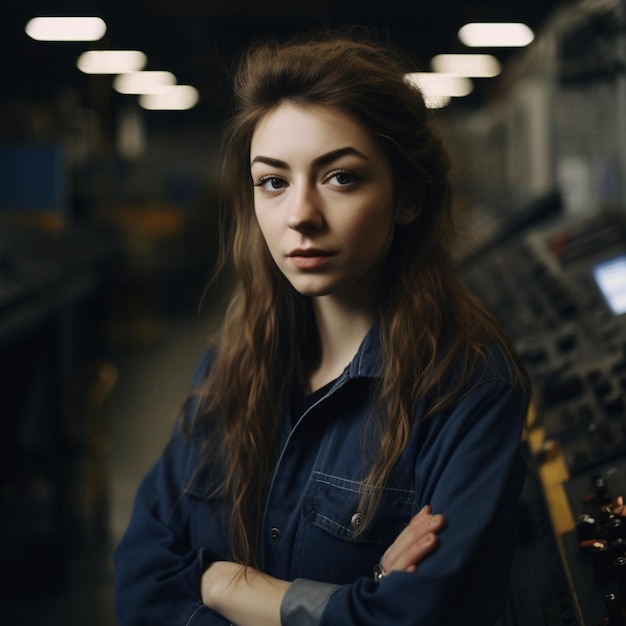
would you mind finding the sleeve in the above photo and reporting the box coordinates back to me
[114,350,232,626]
[319,376,528,626]
[281,579,341,626]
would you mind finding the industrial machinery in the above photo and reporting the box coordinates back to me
[461,204,626,625]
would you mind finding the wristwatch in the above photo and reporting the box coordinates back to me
[373,562,387,583]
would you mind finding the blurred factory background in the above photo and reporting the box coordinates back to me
[2,0,626,624]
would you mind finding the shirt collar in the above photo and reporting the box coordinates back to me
[346,323,382,379]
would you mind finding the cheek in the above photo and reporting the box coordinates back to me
[350,203,395,244]
[254,210,282,255]
[254,206,270,237]
[361,211,396,261]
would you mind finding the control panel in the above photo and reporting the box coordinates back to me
[461,208,626,625]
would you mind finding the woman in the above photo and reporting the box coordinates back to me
[114,34,530,626]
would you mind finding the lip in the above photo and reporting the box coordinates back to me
[287,248,335,269]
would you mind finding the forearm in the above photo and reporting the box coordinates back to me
[202,561,290,626]
[201,508,443,626]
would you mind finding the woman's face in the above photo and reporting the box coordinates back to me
[250,103,415,305]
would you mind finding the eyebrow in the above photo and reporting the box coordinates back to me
[250,146,369,169]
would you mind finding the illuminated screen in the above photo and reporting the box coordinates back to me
[592,254,626,315]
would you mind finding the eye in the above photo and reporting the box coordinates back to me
[254,176,287,192]
[325,169,360,187]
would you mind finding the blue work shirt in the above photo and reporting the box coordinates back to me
[114,326,528,625]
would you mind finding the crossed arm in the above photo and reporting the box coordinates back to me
[201,505,445,626]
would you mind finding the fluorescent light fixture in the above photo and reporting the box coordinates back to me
[431,54,501,78]
[139,85,200,110]
[114,71,176,95]
[458,23,534,47]
[423,95,451,110]
[405,72,473,108]
[25,17,106,42]
[77,50,147,74]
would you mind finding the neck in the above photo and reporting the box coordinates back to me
[308,295,377,392]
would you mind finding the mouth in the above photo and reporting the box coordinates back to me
[288,248,334,258]
[287,248,335,269]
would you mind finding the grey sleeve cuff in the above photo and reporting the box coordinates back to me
[279,578,341,626]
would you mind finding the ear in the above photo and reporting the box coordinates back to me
[395,198,420,225]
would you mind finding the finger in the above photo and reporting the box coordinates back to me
[382,514,433,567]
[382,513,445,572]
[385,512,444,562]
[394,532,439,572]
[384,527,440,573]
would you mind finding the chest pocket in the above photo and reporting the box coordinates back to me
[293,472,416,584]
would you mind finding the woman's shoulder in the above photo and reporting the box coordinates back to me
[443,339,527,400]
[178,346,218,435]
[190,346,217,387]
[424,341,528,434]
[474,341,521,384]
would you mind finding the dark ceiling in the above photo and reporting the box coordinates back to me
[2,0,570,135]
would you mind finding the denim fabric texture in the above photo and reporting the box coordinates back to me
[114,325,527,626]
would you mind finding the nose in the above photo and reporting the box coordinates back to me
[286,182,324,231]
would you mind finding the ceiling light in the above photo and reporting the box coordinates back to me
[114,71,177,95]
[458,23,534,47]
[431,54,501,78]
[423,95,451,110]
[77,50,147,74]
[405,73,473,108]
[139,86,200,111]
[25,17,106,42]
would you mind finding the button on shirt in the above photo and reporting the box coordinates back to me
[114,326,528,626]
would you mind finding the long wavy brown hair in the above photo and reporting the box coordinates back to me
[185,32,530,567]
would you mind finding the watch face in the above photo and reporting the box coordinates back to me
[373,562,387,582]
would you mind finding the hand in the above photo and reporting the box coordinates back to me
[380,505,445,575]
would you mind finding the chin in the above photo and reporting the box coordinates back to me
[290,281,337,298]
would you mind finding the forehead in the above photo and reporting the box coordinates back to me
[250,102,382,161]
